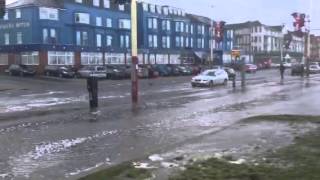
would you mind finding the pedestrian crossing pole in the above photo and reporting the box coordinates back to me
[131,0,139,104]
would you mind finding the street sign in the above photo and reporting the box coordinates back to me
[231,49,241,58]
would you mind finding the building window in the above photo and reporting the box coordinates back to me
[120,34,130,48]
[0,54,8,65]
[43,29,48,43]
[93,0,100,7]
[21,52,39,65]
[17,32,22,44]
[197,38,204,48]
[163,7,169,15]
[50,29,57,42]
[185,37,189,47]
[106,35,113,47]
[43,28,57,44]
[76,31,81,45]
[82,31,88,46]
[4,33,9,45]
[76,31,88,46]
[149,4,156,13]
[96,17,102,26]
[175,36,182,47]
[185,24,189,33]
[119,4,125,11]
[75,13,90,24]
[142,3,149,11]
[39,7,59,20]
[175,22,184,32]
[75,0,82,3]
[156,5,162,14]
[190,25,194,34]
[48,51,74,65]
[162,36,170,48]
[148,18,157,29]
[119,19,131,29]
[106,18,112,28]
[148,34,158,48]
[190,38,194,48]
[162,20,170,31]
[3,12,8,20]
[96,34,102,47]
[81,52,103,65]
[103,0,110,8]
[16,9,21,19]
[105,53,125,64]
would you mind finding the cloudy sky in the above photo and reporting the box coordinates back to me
[7,0,320,34]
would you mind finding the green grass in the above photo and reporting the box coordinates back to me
[243,115,320,123]
[78,162,152,180]
[170,115,320,180]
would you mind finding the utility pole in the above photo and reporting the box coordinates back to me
[131,0,139,104]
[210,20,214,68]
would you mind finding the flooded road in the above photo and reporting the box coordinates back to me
[1,70,320,180]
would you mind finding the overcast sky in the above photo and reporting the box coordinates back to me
[7,0,320,34]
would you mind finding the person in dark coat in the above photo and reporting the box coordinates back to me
[280,63,286,79]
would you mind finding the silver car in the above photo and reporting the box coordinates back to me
[77,66,107,78]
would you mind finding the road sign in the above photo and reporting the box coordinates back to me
[231,49,241,58]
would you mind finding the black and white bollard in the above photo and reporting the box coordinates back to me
[87,76,98,110]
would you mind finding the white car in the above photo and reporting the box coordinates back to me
[191,69,229,87]
[309,64,320,74]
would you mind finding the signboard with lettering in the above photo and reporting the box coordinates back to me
[0,22,31,30]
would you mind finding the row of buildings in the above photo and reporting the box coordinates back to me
[0,0,316,74]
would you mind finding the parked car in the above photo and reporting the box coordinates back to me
[8,64,36,77]
[291,63,305,76]
[77,66,107,78]
[245,64,258,73]
[309,64,320,74]
[105,65,126,79]
[138,65,149,78]
[166,65,181,76]
[146,65,159,78]
[152,65,170,76]
[44,66,75,78]
[177,65,193,76]
[191,69,229,87]
[224,67,236,80]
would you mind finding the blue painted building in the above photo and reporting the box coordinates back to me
[0,0,221,74]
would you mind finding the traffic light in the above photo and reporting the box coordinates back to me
[292,12,305,37]
[284,32,293,49]
[0,0,5,18]
[215,21,225,43]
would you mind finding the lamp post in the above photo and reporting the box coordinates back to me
[131,0,139,104]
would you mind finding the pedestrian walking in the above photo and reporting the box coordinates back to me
[280,63,285,79]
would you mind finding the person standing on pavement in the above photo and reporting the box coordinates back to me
[280,63,285,79]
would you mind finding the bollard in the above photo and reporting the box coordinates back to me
[87,76,98,110]
[232,75,236,88]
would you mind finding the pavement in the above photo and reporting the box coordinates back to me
[0,69,320,180]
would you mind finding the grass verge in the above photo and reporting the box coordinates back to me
[170,115,320,180]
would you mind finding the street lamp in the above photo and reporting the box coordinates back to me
[114,0,139,104]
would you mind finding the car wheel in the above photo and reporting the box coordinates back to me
[209,81,214,88]
[19,71,24,77]
[223,79,228,86]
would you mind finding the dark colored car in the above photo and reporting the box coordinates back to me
[44,66,76,78]
[166,65,181,76]
[105,65,126,79]
[138,65,149,78]
[177,65,193,76]
[152,65,170,76]
[8,64,36,77]
[291,64,305,76]
[224,67,236,80]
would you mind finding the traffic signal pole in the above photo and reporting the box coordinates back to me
[131,0,139,104]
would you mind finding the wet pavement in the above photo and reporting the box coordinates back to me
[1,69,320,180]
